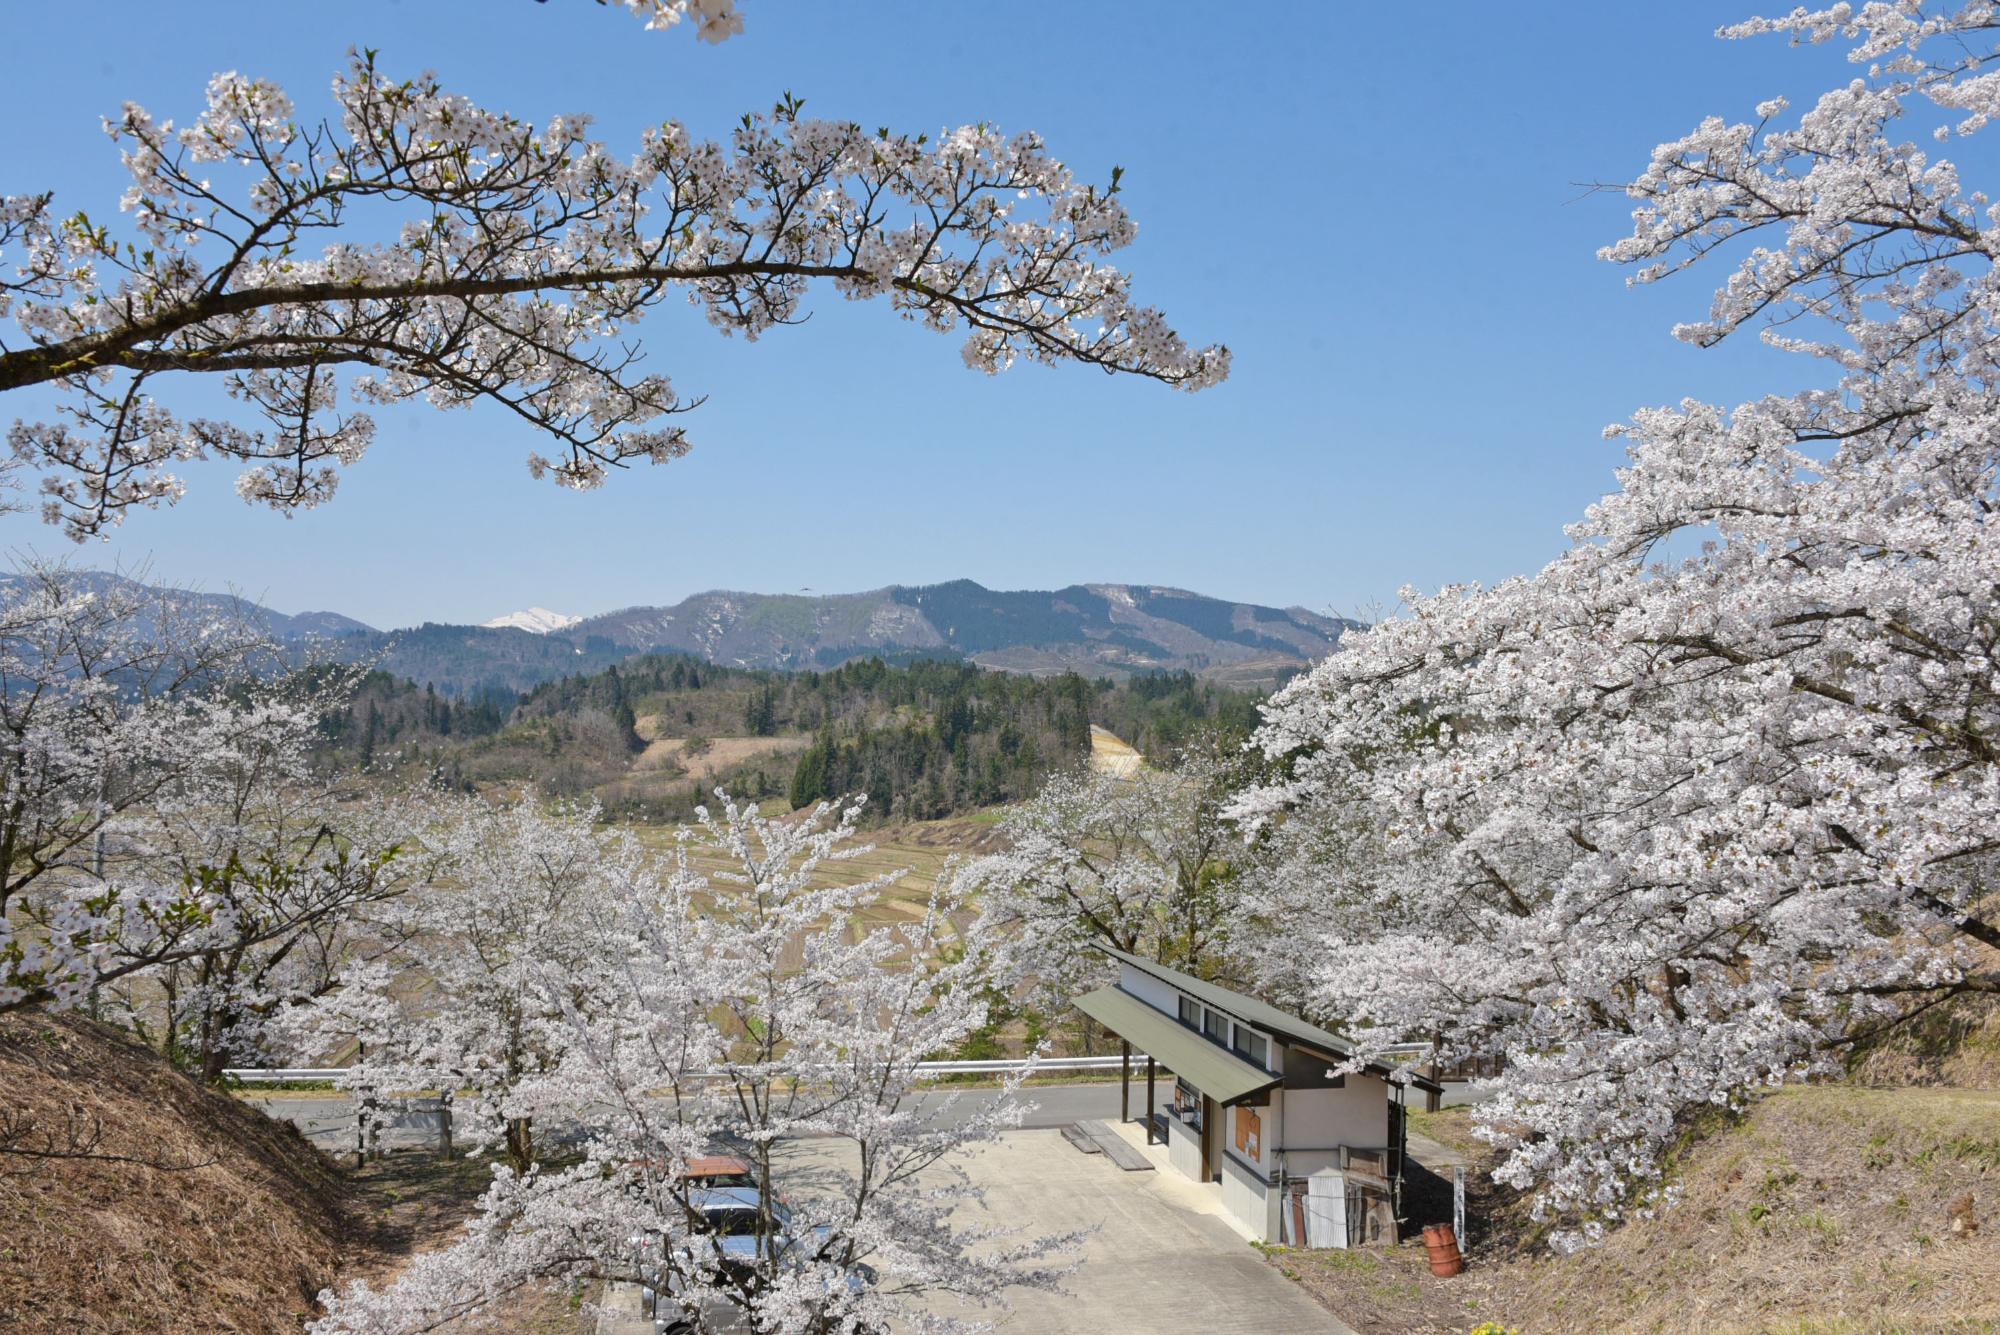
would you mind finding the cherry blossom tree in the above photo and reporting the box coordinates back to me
[1233,3,2000,1246]
[0,563,323,1011]
[283,794,633,1169]
[0,561,450,1083]
[313,794,1073,1335]
[0,47,1226,538]
[962,737,1249,1019]
[97,713,435,1084]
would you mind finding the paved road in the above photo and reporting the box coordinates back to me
[238,1079,1486,1155]
[237,1083,1133,1155]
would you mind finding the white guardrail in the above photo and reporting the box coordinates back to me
[222,1056,1130,1084]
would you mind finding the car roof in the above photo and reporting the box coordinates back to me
[686,1154,752,1177]
[689,1186,763,1211]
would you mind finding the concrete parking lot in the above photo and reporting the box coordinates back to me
[239,1084,1136,1155]
[898,1126,1348,1334]
[235,1087,1391,1332]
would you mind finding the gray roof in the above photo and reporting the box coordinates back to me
[1095,945,1442,1094]
[1073,984,1280,1106]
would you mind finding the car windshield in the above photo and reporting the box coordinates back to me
[703,1208,762,1237]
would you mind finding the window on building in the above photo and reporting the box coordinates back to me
[1203,1007,1228,1045]
[1178,996,1200,1029]
[1233,1028,1269,1070]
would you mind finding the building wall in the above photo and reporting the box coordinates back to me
[1165,1109,1203,1182]
[1222,1102,1284,1241]
[1219,1142,1276,1241]
[1116,962,1181,1017]
[1279,1071,1392,1172]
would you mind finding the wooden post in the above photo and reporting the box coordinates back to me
[1425,1033,1443,1114]
[1120,1040,1131,1124]
[1144,1056,1157,1145]
[437,1090,454,1161]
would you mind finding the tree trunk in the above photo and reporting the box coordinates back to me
[505,1116,534,1171]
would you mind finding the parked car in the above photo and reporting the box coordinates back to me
[683,1154,756,1190]
[623,1153,776,1196]
[635,1188,879,1335]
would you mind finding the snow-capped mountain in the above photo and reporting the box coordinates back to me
[481,607,583,634]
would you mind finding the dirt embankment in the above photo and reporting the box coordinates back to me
[1270,1086,2000,1334]
[0,1013,352,1333]
[0,1012,592,1335]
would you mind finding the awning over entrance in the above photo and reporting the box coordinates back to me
[1075,985,1281,1107]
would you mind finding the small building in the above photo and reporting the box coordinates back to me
[1074,946,1441,1248]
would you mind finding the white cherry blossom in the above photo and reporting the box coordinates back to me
[0,55,1224,537]
[1233,3,2000,1246]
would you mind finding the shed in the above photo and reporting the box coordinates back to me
[1073,946,1441,1246]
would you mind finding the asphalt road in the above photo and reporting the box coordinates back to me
[237,1083,1133,1154]
[239,1080,1485,1155]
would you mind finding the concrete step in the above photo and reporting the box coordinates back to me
[1060,1122,1103,1154]
[1077,1120,1154,1172]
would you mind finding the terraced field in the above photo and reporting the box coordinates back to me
[622,811,1012,960]
[615,725,1138,961]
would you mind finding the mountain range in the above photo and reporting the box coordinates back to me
[16,573,1354,696]
[557,580,1351,681]
[0,569,376,643]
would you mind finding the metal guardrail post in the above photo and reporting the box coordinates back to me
[1454,1166,1466,1249]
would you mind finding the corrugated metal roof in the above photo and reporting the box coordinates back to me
[1073,984,1279,1107]
[1095,945,1443,1094]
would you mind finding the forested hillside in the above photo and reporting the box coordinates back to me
[316,654,1263,821]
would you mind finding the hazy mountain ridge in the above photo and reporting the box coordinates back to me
[562,579,1355,685]
[0,570,378,642]
[9,572,1351,696]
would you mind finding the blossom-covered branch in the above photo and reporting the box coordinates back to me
[0,53,1226,537]
[602,0,747,45]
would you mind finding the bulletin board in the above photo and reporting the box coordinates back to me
[1234,1106,1261,1161]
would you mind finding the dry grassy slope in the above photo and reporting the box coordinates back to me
[1851,943,2000,1090]
[1520,1086,1997,1332]
[1372,1087,2000,1335]
[1086,725,1143,778]
[0,1013,350,1334]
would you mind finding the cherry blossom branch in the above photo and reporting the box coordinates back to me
[0,54,1225,537]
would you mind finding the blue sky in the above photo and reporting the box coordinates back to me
[0,2,1862,629]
